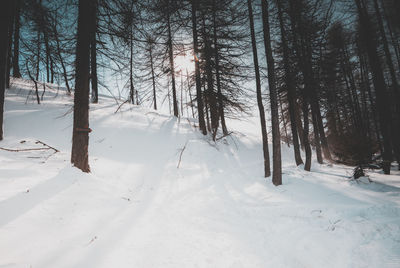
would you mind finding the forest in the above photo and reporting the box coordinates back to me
[1,0,400,183]
[1,0,400,267]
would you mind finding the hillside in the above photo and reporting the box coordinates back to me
[1,80,400,268]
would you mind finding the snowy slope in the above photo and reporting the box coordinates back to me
[1,79,400,268]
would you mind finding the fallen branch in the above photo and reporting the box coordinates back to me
[35,140,60,152]
[0,147,52,152]
[177,140,188,169]
[114,99,130,114]
[0,140,59,153]
[216,131,233,141]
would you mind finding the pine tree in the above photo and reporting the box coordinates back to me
[247,0,271,177]
[261,0,282,185]
[71,0,93,172]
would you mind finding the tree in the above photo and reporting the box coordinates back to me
[247,0,271,177]
[355,0,393,174]
[191,0,207,135]
[90,0,99,103]
[71,0,93,172]
[261,0,282,185]
[0,0,13,140]
[276,0,303,166]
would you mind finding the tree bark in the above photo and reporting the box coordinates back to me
[149,40,157,110]
[0,0,13,140]
[355,0,393,174]
[129,30,134,104]
[12,0,21,78]
[167,3,179,117]
[191,0,206,135]
[248,0,271,177]
[6,1,14,89]
[90,0,98,103]
[212,0,228,136]
[71,0,92,173]
[276,0,303,166]
[373,0,400,167]
[261,0,282,185]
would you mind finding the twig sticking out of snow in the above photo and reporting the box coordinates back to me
[177,141,188,169]
[35,140,60,152]
[114,99,130,114]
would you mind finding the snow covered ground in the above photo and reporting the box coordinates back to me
[1,79,400,268]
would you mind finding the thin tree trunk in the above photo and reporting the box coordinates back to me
[167,5,179,117]
[6,2,14,89]
[276,0,303,165]
[50,55,54,84]
[12,0,21,78]
[129,30,134,104]
[0,0,13,140]
[149,41,157,110]
[36,31,40,81]
[248,0,271,177]
[204,38,218,140]
[180,72,184,117]
[302,100,312,171]
[187,70,194,118]
[279,93,290,147]
[261,0,282,185]
[44,32,50,83]
[191,0,206,135]
[312,111,323,164]
[53,17,70,93]
[71,0,92,173]
[90,0,98,103]
[212,0,228,136]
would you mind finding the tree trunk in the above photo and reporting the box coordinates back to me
[355,0,393,174]
[90,0,98,103]
[0,0,13,140]
[276,0,303,165]
[56,36,70,93]
[187,70,194,118]
[278,93,289,147]
[302,100,312,171]
[149,41,157,110]
[12,0,21,78]
[36,31,40,81]
[50,55,54,84]
[44,32,50,83]
[71,0,92,173]
[248,0,271,177]
[261,0,282,185]
[312,110,323,164]
[167,6,179,117]
[129,30,134,104]
[373,0,400,167]
[212,0,228,136]
[6,1,14,89]
[204,38,218,140]
[191,0,206,135]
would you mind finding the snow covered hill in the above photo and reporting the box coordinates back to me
[1,80,400,268]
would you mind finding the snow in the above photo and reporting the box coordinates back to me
[1,79,400,268]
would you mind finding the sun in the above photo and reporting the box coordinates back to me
[175,53,195,74]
